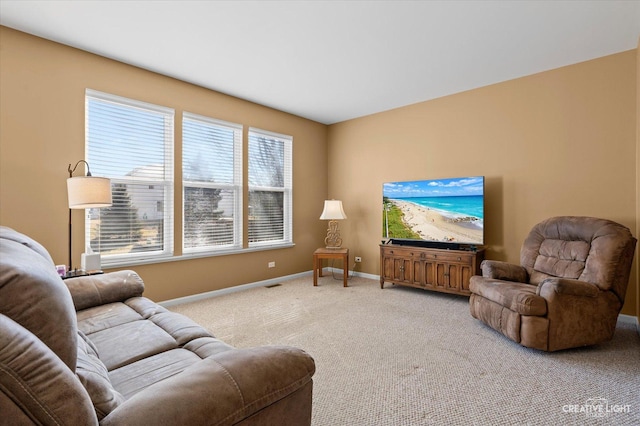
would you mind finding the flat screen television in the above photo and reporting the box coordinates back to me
[382,176,484,249]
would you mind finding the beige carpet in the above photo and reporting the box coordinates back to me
[169,274,640,425]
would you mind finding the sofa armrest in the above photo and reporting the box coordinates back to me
[64,270,145,311]
[100,346,315,426]
[480,260,528,282]
[537,278,599,298]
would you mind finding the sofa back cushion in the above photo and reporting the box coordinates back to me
[0,228,78,370]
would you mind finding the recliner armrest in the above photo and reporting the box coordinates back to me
[100,345,315,426]
[537,278,599,298]
[480,260,528,282]
[64,270,145,311]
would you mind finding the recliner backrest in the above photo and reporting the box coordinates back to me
[520,216,637,303]
[0,226,78,371]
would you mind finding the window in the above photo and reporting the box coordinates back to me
[85,89,174,266]
[248,128,292,247]
[182,113,242,253]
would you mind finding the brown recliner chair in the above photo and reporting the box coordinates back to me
[469,216,636,352]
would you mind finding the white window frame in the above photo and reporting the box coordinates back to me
[248,128,293,248]
[182,112,243,254]
[85,89,174,267]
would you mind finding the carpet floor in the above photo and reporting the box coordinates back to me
[169,274,640,426]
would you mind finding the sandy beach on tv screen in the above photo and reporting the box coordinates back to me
[391,200,483,244]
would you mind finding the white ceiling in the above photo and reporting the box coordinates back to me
[1,1,639,124]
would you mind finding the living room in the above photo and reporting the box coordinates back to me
[1,1,638,317]
[1,1,639,424]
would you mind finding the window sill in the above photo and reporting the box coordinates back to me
[100,243,295,269]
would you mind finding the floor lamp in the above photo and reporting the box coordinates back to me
[319,200,347,249]
[66,160,112,277]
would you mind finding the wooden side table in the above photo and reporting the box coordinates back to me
[313,248,349,287]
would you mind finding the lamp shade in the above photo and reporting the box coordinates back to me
[67,176,112,209]
[319,200,347,220]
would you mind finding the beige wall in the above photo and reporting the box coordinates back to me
[328,50,638,315]
[0,27,328,301]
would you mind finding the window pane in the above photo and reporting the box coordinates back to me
[88,182,167,254]
[86,89,174,264]
[248,191,284,242]
[183,119,236,184]
[184,187,236,248]
[248,135,284,187]
[182,113,242,252]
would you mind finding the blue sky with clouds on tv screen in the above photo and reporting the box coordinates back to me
[383,177,484,198]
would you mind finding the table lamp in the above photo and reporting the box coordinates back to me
[319,200,347,249]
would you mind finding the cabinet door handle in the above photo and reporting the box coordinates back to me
[457,257,461,261]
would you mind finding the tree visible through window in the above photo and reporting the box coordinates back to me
[182,113,242,252]
[248,129,292,246]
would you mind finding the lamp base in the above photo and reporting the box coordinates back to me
[324,220,343,249]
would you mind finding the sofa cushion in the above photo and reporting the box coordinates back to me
[88,319,179,370]
[109,349,203,399]
[76,331,125,419]
[77,302,144,335]
[0,233,78,370]
[469,277,547,316]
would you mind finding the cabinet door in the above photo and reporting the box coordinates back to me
[382,255,405,281]
[381,255,394,281]
[411,258,424,286]
[459,264,473,293]
[443,263,461,292]
[435,263,448,290]
[391,257,411,283]
[423,261,436,288]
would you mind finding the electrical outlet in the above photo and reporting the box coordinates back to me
[355,256,362,263]
[268,261,276,268]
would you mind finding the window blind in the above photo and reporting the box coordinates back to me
[182,112,242,252]
[85,89,174,265]
[248,128,293,246]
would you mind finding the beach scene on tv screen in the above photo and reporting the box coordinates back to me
[383,177,484,245]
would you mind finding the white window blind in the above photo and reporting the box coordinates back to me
[85,89,174,265]
[183,113,242,252]
[248,128,292,247]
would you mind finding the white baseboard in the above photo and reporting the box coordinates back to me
[618,313,640,336]
[617,314,636,324]
[325,266,379,281]
[159,270,313,307]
